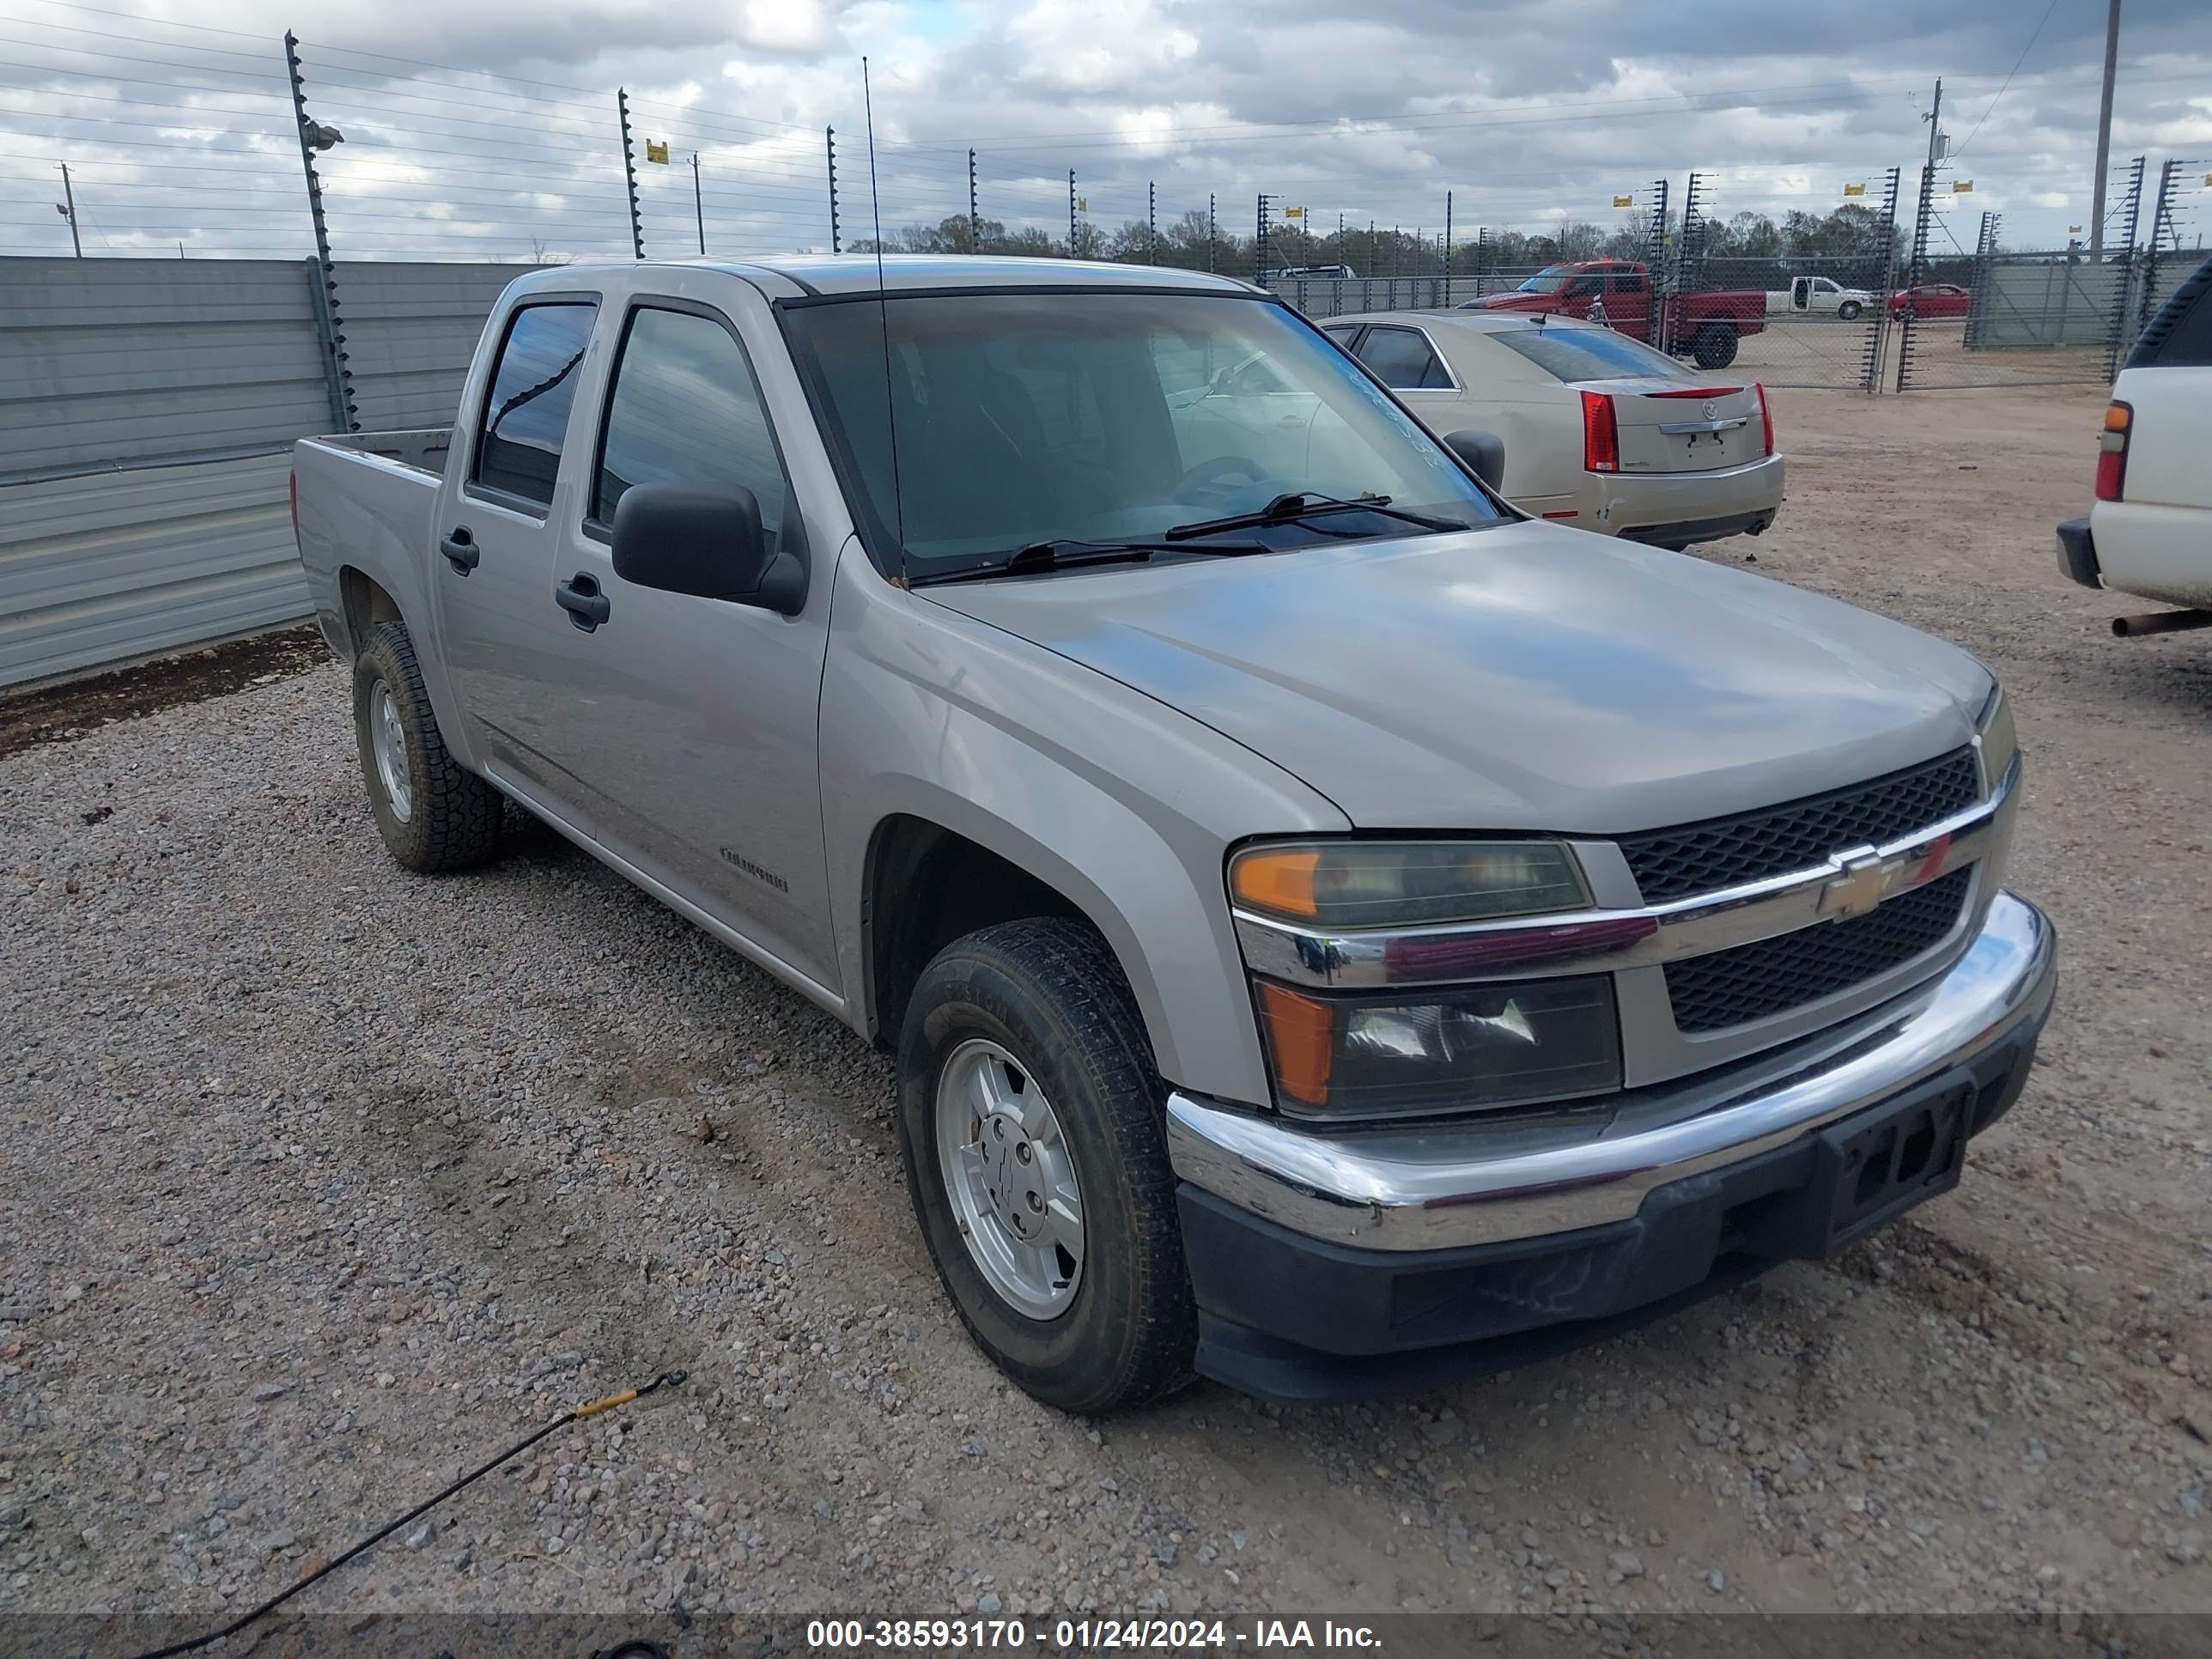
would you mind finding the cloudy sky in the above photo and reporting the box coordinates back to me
[3,0,2209,264]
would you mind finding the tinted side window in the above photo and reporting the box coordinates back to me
[2135,277,2212,368]
[1609,272,1646,295]
[475,302,597,508]
[1356,327,1450,390]
[593,307,787,550]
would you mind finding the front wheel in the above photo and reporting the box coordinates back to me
[896,919,1196,1413]
[1692,324,1740,369]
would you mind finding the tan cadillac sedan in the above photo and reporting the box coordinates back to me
[1320,310,1785,550]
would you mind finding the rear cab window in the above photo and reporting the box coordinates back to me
[472,301,599,510]
[1491,325,1688,383]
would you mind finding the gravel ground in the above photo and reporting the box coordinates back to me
[4,384,2209,1635]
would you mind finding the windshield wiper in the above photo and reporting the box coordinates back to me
[910,537,1271,587]
[1164,492,1467,542]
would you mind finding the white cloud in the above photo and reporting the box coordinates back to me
[5,0,2211,258]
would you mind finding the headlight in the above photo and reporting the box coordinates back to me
[1231,839,1589,929]
[1976,684,2018,791]
[1255,975,1622,1120]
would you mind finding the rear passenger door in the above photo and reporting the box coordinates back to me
[435,296,599,775]
[527,282,844,993]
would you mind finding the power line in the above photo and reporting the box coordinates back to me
[1954,0,2066,155]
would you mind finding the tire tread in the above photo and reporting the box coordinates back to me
[357,619,501,873]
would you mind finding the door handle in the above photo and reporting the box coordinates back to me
[555,571,611,632]
[440,526,478,574]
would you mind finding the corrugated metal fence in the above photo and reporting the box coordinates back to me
[0,255,533,690]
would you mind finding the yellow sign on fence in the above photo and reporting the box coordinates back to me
[645,139,670,165]
[1612,194,1634,209]
[1952,179,1973,193]
[1843,181,1866,197]
[1285,206,1305,219]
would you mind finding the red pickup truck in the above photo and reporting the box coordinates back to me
[1461,258,1765,369]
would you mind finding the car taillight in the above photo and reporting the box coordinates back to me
[2095,400,2131,501]
[288,469,301,550]
[1580,390,1619,472]
[1755,382,1774,456]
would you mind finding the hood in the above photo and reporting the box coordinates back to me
[1463,291,1548,311]
[922,525,1991,833]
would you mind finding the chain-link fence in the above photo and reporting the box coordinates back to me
[1891,155,2206,389]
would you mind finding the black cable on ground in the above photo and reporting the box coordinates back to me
[128,1369,688,1659]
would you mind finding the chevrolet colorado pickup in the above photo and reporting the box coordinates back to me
[292,256,2056,1411]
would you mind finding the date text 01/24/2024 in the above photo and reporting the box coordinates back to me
[805,1619,1383,1651]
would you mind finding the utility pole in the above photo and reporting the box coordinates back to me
[2089,0,2121,258]
[690,152,705,255]
[57,161,81,258]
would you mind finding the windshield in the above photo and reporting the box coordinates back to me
[1491,325,1691,382]
[1515,268,1574,294]
[781,291,1500,576]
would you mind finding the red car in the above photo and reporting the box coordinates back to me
[1891,283,1972,319]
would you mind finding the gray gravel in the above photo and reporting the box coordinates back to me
[3,384,2209,1626]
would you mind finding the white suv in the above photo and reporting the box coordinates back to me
[2058,254,2212,637]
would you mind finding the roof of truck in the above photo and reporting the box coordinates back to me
[540,254,1262,300]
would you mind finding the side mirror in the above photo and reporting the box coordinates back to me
[611,482,806,617]
[1443,428,1506,493]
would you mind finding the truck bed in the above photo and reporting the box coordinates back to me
[312,427,456,477]
[290,427,453,668]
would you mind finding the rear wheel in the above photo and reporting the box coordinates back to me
[1692,324,1740,369]
[896,918,1196,1413]
[352,620,502,873]
[1838,300,1863,321]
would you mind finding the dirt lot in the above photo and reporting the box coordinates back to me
[3,384,2209,1639]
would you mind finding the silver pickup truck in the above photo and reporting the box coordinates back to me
[292,256,2056,1411]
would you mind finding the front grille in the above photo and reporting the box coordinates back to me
[1620,749,1983,904]
[1665,867,1972,1033]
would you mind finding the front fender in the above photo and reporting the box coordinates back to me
[818,558,1347,1107]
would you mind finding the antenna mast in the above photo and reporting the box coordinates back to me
[862,58,907,586]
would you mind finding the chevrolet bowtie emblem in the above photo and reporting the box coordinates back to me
[1820,853,1890,921]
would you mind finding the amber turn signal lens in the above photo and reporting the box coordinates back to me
[2102,401,2132,432]
[1231,848,1320,918]
[1255,981,1334,1108]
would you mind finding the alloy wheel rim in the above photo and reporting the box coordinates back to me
[370,682,412,823]
[935,1037,1085,1319]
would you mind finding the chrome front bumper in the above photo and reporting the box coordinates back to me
[1166,890,2055,1253]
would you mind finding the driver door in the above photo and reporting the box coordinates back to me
[523,279,843,994]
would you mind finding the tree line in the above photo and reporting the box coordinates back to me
[856,201,1978,290]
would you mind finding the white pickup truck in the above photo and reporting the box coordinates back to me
[2058,254,2212,638]
[289,254,2055,1410]
[1765,276,1875,319]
